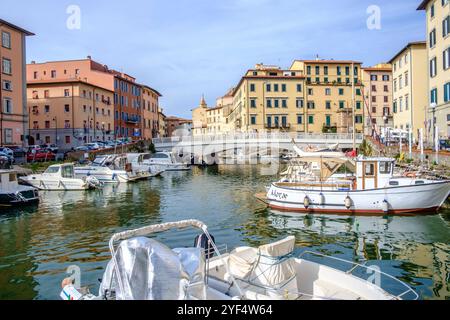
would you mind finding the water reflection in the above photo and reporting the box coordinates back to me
[0,165,448,300]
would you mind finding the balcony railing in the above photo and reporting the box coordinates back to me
[265,123,291,129]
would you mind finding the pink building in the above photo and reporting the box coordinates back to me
[0,19,34,146]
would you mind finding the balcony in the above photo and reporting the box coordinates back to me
[265,123,291,129]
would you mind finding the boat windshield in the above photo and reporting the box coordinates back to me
[93,157,107,166]
[61,165,75,179]
[151,153,170,159]
[45,166,60,174]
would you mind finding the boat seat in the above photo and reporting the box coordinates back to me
[227,236,299,299]
[313,279,362,300]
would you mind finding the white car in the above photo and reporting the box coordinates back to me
[84,143,102,150]
[0,147,14,157]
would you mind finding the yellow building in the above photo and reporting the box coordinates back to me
[418,0,450,139]
[227,61,365,134]
[362,64,394,134]
[192,96,209,136]
[389,41,428,141]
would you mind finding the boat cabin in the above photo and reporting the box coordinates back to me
[0,170,19,191]
[44,164,76,179]
[356,158,394,190]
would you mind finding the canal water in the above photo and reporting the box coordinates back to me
[0,165,449,300]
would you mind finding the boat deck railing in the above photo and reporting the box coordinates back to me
[298,251,419,300]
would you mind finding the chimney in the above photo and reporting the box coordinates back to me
[315,54,320,61]
[31,61,36,64]
[87,55,92,60]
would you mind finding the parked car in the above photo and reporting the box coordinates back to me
[0,153,11,169]
[0,152,14,165]
[26,150,56,162]
[439,139,450,151]
[0,147,14,157]
[84,143,103,150]
[8,146,27,158]
[75,146,90,152]
[40,144,59,153]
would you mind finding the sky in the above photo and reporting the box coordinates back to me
[2,0,426,118]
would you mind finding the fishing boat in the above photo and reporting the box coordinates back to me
[74,155,151,183]
[20,164,100,191]
[144,152,191,171]
[60,220,417,300]
[263,155,450,215]
[0,169,39,207]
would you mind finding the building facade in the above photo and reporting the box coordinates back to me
[389,42,428,141]
[27,57,161,143]
[226,61,365,134]
[165,116,192,137]
[361,64,394,135]
[158,107,167,138]
[418,0,450,139]
[141,85,161,140]
[192,96,209,136]
[0,19,34,146]
[27,80,114,149]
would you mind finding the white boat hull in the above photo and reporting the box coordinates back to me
[266,181,450,214]
[21,176,90,191]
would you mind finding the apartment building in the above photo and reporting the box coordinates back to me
[389,42,428,141]
[27,80,114,148]
[0,19,34,146]
[362,64,394,134]
[158,107,167,138]
[226,60,364,134]
[141,85,161,140]
[27,57,161,143]
[418,0,450,139]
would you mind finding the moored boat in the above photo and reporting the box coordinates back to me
[0,169,39,207]
[264,156,450,215]
[144,152,191,171]
[20,163,100,191]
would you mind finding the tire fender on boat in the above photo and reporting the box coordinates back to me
[304,196,311,209]
[381,200,389,213]
[345,196,352,210]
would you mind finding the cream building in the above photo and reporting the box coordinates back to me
[227,61,365,134]
[362,64,394,135]
[418,0,450,139]
[389,41,428,141]
[192,96,209,136]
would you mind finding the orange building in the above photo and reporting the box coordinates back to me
[165,116,192,137]
[27,57,161,145]
[141,85,161,140]
[0,19,34,146]
[27,79,114,148]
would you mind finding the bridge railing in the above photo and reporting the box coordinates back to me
[152,133,363,145]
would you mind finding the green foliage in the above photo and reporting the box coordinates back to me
[149,142,156,154]
[359,139,373,157]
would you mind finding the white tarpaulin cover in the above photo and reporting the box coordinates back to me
[99,237,207,300]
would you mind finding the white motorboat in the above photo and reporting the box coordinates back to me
[264,155,450,215]
[60,220,417,301]
[144,152,191,171]
[74,155,151,183]
[20,164,100,191]
[126,153,165,177]
[0,169,39,207]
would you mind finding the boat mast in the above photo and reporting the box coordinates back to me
[352,62,356,152]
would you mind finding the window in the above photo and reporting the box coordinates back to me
[393,101,397,113]
[296,98,304,108]
[266,84,271,92]
[380,162,391,174]
[64,120,71,128]
[399,75,403,89]
[431,88,438,104]
[297,115,303,124]
[274,99,279,108]
[384,85,389,92]
[65,136,71,144]
[266,116,272,127]
[3,128,12,144]
[2,31,11,49]
[324,66,328,75]
[51,70,56,78]
[3,98,12,113]
[345,66,350,76]
[325,88,331,95]
[404,72,409,86]
[64,89,70,97]
[394,79,397,92]
[444,82,450,102]
[372,107,377,113]
[431,4,435,18]
[405,53,408,64]
[281,84,286,92]
[399,97,403,112]
[2,80,11,91]
[266,99,272,108]
[65,104,70,112]
[2,58,11,74]
[371,75,378,81]
[308,88,313,95]
[430,57,437,77]
[250,115,256,125]
[274,84,279,92]
[308,115,314,124]
[405,95,409,110]
[337,66,341,75]
[430,28,437,47]
[307,101,315,109]
[315,66,320,75]
[372,85,377,92]
[45,105,50,113]
[281,116,287,127]
[443,16,450,37]
[282,99,287,108]
[339,88,344,95]
[382,75,390,81]
[45,121,50,129]
[250,84,255,92]
[306,66,311,75]
[355,115,363,124]
[339,101,345,109]
[356,101,362,109]
[326,101,331,109]
[250,99,257,108]
[296,84,302,92]
[384,96,389,103]
[444,47,450,70]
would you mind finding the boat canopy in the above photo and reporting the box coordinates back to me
[99,237,207,300]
